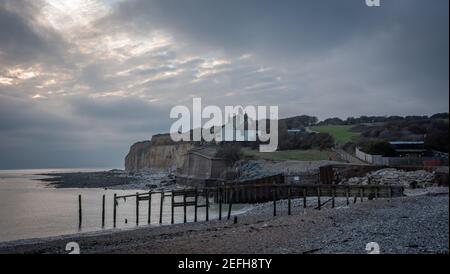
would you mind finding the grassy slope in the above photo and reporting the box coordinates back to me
[311,125,360,145]
[242,148,332,161]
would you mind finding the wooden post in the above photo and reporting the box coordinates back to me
[183,192,187,223]
[218,188,222,220]
[374,187,379,200]
[101,194,105,228]
[303,187,307,208]
[346,187,350,206]
[148,191,152,224]
[223,187,228,204]
[317,186,321,210]
[273,185,277,216]
[159,191,164,224]
[194,190,198,222]
[78,194,82,229]
[113,193,117,228]
[205,189,209,222]
[171,191,175,224]
[360,187,363,202]
[136,192,139,226]
[287,186,292,215]
[227,188,233,220]
[331,186,335,208]
[388,186,392,199]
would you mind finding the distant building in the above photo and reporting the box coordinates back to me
[389,141,428,157]
[214,112,257,142]
[355,140,448,166]
[287,128,305,134]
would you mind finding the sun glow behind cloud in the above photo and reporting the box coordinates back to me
[40,0,113,31]
[1,0,288,105]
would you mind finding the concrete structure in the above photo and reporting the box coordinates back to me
[176,147,231,187]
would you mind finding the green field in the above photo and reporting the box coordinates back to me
[311,125,360,145]
[242,148,332,161]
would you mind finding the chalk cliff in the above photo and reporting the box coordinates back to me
[125,134,194,171]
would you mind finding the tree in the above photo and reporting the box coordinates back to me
[215,143,243,164]
[311,133,335,150]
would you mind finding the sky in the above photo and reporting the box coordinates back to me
[0,0,448,169]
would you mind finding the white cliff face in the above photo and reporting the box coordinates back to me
[124,141,152,171]
[124,134,194,171]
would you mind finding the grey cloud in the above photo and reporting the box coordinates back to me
[0,0,448,169]
[0,0,67,66]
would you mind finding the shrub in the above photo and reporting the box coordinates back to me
[215,143,242,164]
[360,140,396,157]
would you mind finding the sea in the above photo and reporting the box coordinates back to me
[0,168,251,244]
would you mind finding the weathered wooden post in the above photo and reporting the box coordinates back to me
[317,186,321,210]
[288,186,292,215]
[273,185,277,216]
[78,194,82,230]
[388,186,392,199]
[227,188,234,220]
[113,193,117,228]
[218,188,222,220]
[194,189,198,222]
[205,189,209,222]
[101,194,105,228]
[183,192,187,223]
[159,191,164,224]
[374,187,379,200]
[360,187,363,202]
[332,186,335,208]
[136,192,139,226]
[148,191,152,224]
[303,187,307,208]
[171,191,175,224]
[346,187,350,206]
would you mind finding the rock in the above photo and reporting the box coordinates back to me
[160,180,176,186]
[341,168,436,188]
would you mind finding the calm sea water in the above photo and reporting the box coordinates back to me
[0,169,251,243]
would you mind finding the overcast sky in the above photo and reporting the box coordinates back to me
[0,0,448,169]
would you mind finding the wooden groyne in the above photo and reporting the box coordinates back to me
[211,183,403,204]
[77,182,404,229]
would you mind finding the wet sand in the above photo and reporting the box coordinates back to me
[36,169,175,190]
